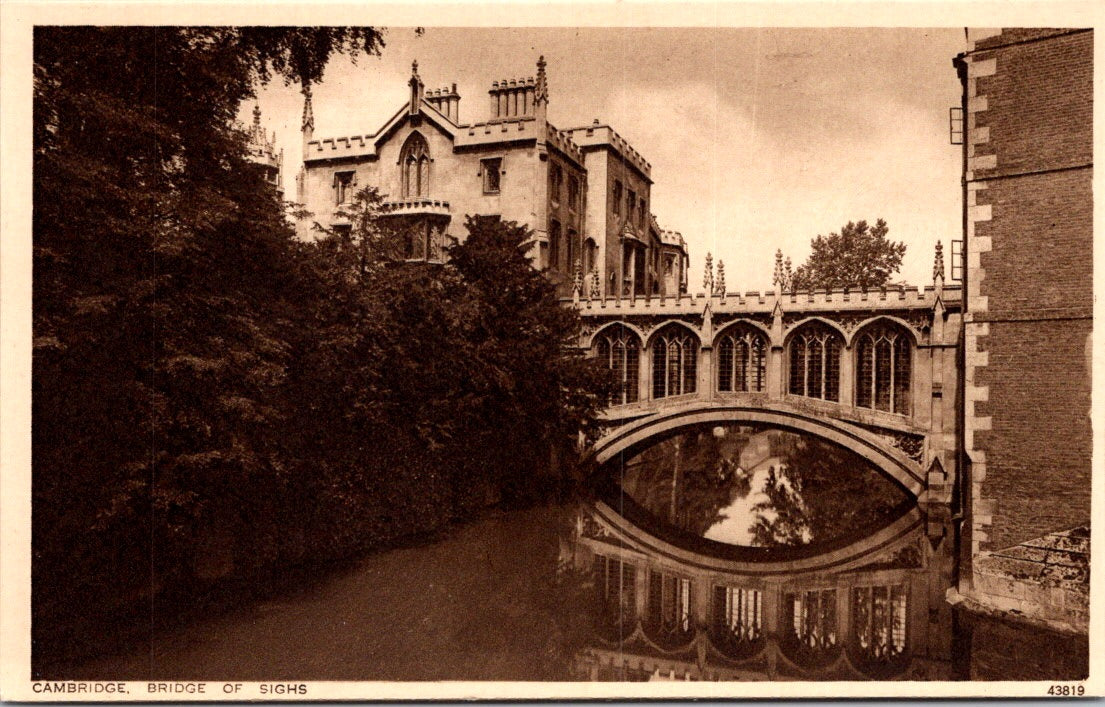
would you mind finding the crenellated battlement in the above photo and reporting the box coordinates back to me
[566,121,653,182]
[569,283,960,318]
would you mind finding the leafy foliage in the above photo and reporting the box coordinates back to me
[789,219,906,291]
[32,27,605,673]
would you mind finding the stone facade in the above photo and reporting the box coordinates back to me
[954,28,1092,633]
[295,59,687,298]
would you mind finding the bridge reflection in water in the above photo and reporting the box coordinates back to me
[561,423,955,681]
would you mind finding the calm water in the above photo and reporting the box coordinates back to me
[614,424,911,551]
[63,424,1084,682]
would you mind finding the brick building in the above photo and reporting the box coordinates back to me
[953,28,1092,638]
[294,58,688,299]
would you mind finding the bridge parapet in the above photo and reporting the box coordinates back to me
[569,283,960,318]
[572,244,961,510]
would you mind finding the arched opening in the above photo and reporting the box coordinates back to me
[399,132,430,198]
[644,569,694,649]
[855,322,913,416]
[850,583,908,672]
[788,322,843,402]
[781,588,840,667]
[651,324,697,400]
[717,324,768,393]
[594,325,640,406]
[711,585,764,659]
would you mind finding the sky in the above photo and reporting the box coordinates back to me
[243,27,989,291]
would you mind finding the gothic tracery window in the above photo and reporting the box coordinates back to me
[400,132,430,198]
[594,554,636,638]
[712,586,763,656]
[717,325,767,393]
[851,585,908,666]
[647,570,693,645]
[784,589,838,663]
[652,324,697,399]
[595,325,640,406]
[788,322,842,402]
[855,323,912,415]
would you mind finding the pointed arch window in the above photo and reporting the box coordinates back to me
[717,325,767,393]
[652,325,697,399]
[594,325,640,406]
[400,132,430,198]
[788,322,842,402]
[855,323,912,415]
[782,589,838,666]
[851,584,908,667]
[712,586,763,658]
[594,554,636,640]
[646,570,694,647]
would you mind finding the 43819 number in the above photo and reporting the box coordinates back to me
[1048,685,1084,697]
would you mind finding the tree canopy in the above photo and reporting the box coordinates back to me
[785,219,907,291]
[32,26,606,674]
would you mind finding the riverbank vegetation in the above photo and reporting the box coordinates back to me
[32,27,609,673]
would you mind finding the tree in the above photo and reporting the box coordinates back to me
[32,26,384,671]
[787,219,906,291]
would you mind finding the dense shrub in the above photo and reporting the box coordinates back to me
[32,27,609,674]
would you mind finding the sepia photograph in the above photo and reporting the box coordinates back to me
[0,4,1099,700]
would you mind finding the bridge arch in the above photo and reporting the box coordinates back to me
[589,403,925,497]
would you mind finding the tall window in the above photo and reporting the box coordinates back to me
[785,589,838,656]
[548,220,561,272]
[855,323,912,415]
[788,323,842,402]
[712,586,762,649]
[613,181,623,216]
[647,570,693,644]
[566,229,578,274]
[627,189,636,224]
[638,197,647,227]
[851,585,908,664]
[583,238,598,276]
[334,170,355,204]
[652,325,697,399]
[400,132,430,198]
[594,555,636,635]
[481,157,501,194]
[717,326,767,393]
[568,175,580,211]
[549,164,563,207]
[595,326,640,405]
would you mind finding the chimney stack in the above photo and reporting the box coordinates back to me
[426,83,461,122]
[489,74,538,119]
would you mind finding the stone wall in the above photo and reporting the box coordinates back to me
[962,28,1093,557]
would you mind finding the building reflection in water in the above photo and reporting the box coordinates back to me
[561,423,955,681]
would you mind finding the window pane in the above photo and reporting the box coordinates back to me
[718,337,733,392]
[789,340,805,395]
[893,336,911,415]
[875,340,892,411]
[857,337,874,408]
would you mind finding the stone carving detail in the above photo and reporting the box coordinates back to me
[889,433,925,464]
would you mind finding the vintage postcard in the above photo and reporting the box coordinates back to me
[1,1,1102,700]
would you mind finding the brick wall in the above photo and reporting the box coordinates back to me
[964,29,1093,553]
[974,319,1091,548]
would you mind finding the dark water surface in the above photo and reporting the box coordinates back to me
[613,424,911,552]
[63,425,1084,682]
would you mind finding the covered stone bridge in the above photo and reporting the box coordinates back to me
[568,247,961,507]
